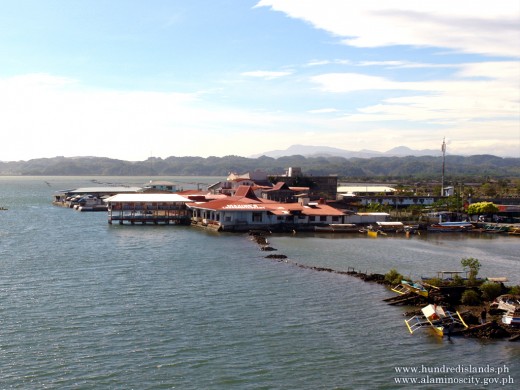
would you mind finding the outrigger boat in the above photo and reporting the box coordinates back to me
[508,227,520,236]
[481,224,510,234]
[391,280,429,298]
[314,223,359,233]
[493,295,520,326]
[405,304,468,337]
[427,221,474,232]
[376,221,405,233]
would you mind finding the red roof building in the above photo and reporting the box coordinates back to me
[187,186,347,232]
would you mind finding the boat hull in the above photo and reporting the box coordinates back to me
[502,316,520,326]
[427,222,474,232]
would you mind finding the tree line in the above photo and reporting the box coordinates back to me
[0,154,518,181]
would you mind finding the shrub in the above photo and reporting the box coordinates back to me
[508,285,520,295]
[450,275,465,286]
[423,277,445,287]
[480,282,503,301]
[461,289,481,305]
[384,268,403,285]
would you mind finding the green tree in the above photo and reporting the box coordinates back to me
[461,257,481,283]
[467,202,499,216]
[479,182,497,197]
[366,202,386,212]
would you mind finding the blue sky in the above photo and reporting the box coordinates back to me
[1,0,519,161]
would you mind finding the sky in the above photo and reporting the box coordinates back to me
[1,0,519,162]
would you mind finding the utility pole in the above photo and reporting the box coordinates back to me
[441,137,446,197]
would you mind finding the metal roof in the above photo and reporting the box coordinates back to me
[104,193,193,203]
[69,187,142,194]
[337,186,396,193]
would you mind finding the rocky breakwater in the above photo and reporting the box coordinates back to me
[247,230,520,341]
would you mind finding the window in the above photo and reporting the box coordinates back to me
[320,216,327,222]
[309,216,316,222]
[252,212,262,222]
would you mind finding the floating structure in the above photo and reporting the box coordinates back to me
[53,186,142,211]
[104,193,193,225]
[188,185,347,232]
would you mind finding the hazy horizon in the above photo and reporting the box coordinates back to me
[1,144,518,164]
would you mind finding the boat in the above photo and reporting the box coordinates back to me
[405,304,468,336]
[493,295,520,326]
[391,280,429,298]
[404,224,419,234]
[367,230,378,238]
[376,221,405,233]
[427,221,474,232]
[508,227,520,236]
[314,223,359,233]
[481,224,510,234]
[73,196,108,212]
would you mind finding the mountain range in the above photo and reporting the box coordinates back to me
[250,144,443,158]
[1,153,518,179]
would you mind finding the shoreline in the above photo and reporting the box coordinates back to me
[249,231,520,341]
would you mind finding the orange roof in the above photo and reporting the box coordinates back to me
[188,194,345,216]
[188,197,264,211]
[177,189,205,195]
[234,185,259,199]
[263,203,303,215]
[300,204,345,216]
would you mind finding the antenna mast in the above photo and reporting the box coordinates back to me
[441,138,446,196]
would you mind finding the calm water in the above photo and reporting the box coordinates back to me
[0,177,518,389]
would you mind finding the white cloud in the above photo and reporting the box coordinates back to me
[308,108,339,114]
[241,70,293,80]
[256,0,520,57]
[311,61,519,124]
[356,60,458,69]
[311,73,407,93]
[305,60,332,67]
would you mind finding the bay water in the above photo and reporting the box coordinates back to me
[0,177,518,389]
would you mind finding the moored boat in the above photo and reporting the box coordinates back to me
[376,221,405,233]
[508,227,520,236]
[367,230,378,238]
[427,221,474,232]
[405,304,468,336]
[391,280,429,297]
[314,223,359,233]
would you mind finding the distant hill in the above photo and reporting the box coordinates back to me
[250,144,442,158]
[1,154,518,180]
